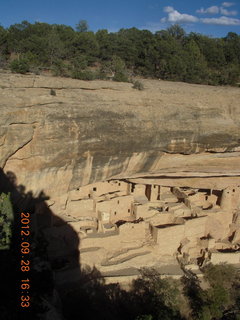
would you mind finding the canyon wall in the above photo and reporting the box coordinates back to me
[0,72,240,214]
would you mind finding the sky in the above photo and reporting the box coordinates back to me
[0,0,240,37]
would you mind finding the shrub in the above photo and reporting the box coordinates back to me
[50,89,56,96]
[135,316,153,320]
[132,80,144,90]
[182,264,240,320]
[0,193,14,250]
[10,58,30,74]
[0,54,7,69]
[30,66,41,75]
[71,70,96,81]
[113,71,129,82]
[100,56,129,82]
[52,59,67,77]
[132,268,182,319]
[71,56,88,70]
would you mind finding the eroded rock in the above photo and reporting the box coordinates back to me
[1,73,240,281]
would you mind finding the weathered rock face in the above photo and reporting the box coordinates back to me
[0,72,240,214]
[1,72,240,285]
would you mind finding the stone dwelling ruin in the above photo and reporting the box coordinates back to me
[1,73,240,284]
[42,178,240,282]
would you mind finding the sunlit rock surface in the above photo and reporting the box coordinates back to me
[1,72,240,282]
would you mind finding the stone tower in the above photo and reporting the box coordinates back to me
[220,187,232,211]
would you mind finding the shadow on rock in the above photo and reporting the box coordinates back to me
[0,169,81,320]
[0,169,185,320]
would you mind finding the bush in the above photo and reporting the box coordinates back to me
[132,80,144,90]
[0,193,14,250]
[71,70,96,81]
[10,58,30,74]
[30,66,41,75]
[132,268,183,319]
[113,71,129,82]
[100,56,129,82]
[135,316,153,320]
[52,59,67,77]
[182,264,240,320]
[94,69,108,80]
[71,56,88,70]
[0,54,7,69]
[50,89,56,96]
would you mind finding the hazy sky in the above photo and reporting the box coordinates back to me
[0,0,240,37]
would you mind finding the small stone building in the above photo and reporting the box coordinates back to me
[96,195,134,223]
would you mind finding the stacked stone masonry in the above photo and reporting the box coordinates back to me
[42,179,240,274]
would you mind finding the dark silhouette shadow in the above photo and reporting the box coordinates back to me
[0,169,80,320]
[0,169,187,320]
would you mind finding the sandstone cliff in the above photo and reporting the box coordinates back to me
[0,72,240,214]
[1,71,240,287]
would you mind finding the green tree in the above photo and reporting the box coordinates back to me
[184,39,208,83]
[0,193,14,250]
[47,27,65,66]
[52,59,68,76]
[70,31,99,64]
[100,55,129,82]
[132,268,183,319]
[76,20,89,33]
[183,264,240,319]
[224,32,240,64]
[0,25,8,65]
[154,31,187,80]
[10,57,30,74]
[198,36,226,69]
[7,20,32,55]
[112,56,128,78]
[167,24,186,41]
[1,20,239,86]
[96,29,112,60]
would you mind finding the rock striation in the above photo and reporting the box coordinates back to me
[0,72,240,282]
